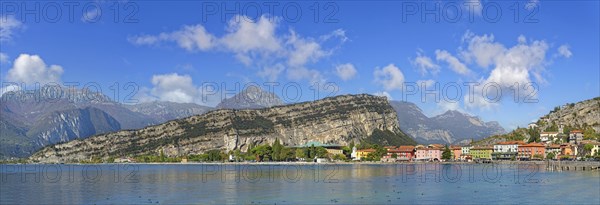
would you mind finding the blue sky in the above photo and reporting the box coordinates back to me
[1,0,598,131]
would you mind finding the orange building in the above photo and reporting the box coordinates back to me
[518,143,546,160]
[450,145,462,160]
[560,144,574,157]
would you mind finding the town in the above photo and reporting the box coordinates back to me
[109,125,599,164]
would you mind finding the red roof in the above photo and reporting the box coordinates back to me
[520,143,545,147]
[547,144,561,148]
[570,130,583,133]
[398,146,415,152]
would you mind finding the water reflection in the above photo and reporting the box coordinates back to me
[1,163,598,204]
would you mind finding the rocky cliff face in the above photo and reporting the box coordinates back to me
[390,101,505,144]
[31,94,409,163]
[28,107,121,147]
[538,97,600,132]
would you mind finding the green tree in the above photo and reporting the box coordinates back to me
[332,154,346,161]
[160,150,166,162]
[316,147,328,158]
[442,145,452,160]
[546,152,556,160]
[341,146,351,156]
[250,144,272,162]
[295,148,306,159]
[583,128,599,140]
[308,144,316,159]
[527,128,540,143]
[391,153,398,158]
[272,138,283,161]
[584,144,594,155]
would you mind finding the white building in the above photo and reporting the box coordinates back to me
[528,123,538,129]
[540,132,559,144]
[461,146,471,155]
[493,141,523,153]
[350,146,358,160]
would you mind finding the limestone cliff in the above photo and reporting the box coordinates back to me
[30,94,412,163]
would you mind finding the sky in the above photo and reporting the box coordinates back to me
[0,0,599,131]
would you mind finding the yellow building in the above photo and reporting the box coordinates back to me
[355,149,375,160]
[470,147,493,159]
[326,148,343,155]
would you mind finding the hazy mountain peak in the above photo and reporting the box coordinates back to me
[390,100,506,144]
[216,86,284,109]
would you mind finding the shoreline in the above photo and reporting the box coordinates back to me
[6,160,595,165]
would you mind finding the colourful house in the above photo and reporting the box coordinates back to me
[560,144,574,157]
[518,143,546,160]
[450,146,462,160]
[545,144,561,159]
[581,140,600,156]
[470,147,493,159]
[384,146,415,161]
[492,141,526,160]
[415,145,443,161]
[354,149,375,160]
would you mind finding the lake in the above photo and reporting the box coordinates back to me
[1,163,599,204]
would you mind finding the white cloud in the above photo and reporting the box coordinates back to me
[460,31,506,68]
[0,53,8,64]
[485,39,548,87]
[81,7,101,23]
[258,64,285,82]
[435,49,471,75]
[412,51,439,75]
[517,35,527,44]
[171,25,216,51]
[416,79,436,89]
[129,24,215,51]
[0,15,22,42]
[221,15,281,55]
[335,63,357,81]
[129,15,346,83]
[286,30,329,67]
[320,29,348,43]
[147,73,199,103]
[525,0,540,11]
[373,91,392,100]
[437,100,463,113]
[374,64,405,91]
[6,54,64,85]
[286,66,325,84]
[461,33,549,110]
[557,44,572,58]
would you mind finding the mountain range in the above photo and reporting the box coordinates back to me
[31,94,413,163]
[2,86,506,159]
[390,101,505,144]
[0,88,211,158]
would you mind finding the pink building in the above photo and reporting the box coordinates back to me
[415,145,442,161]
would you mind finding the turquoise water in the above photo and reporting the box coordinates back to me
[1,163,599,204]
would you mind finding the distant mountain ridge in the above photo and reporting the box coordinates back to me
[216,86,284,109]
[0,87,212,158]
[390,101,506,144]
